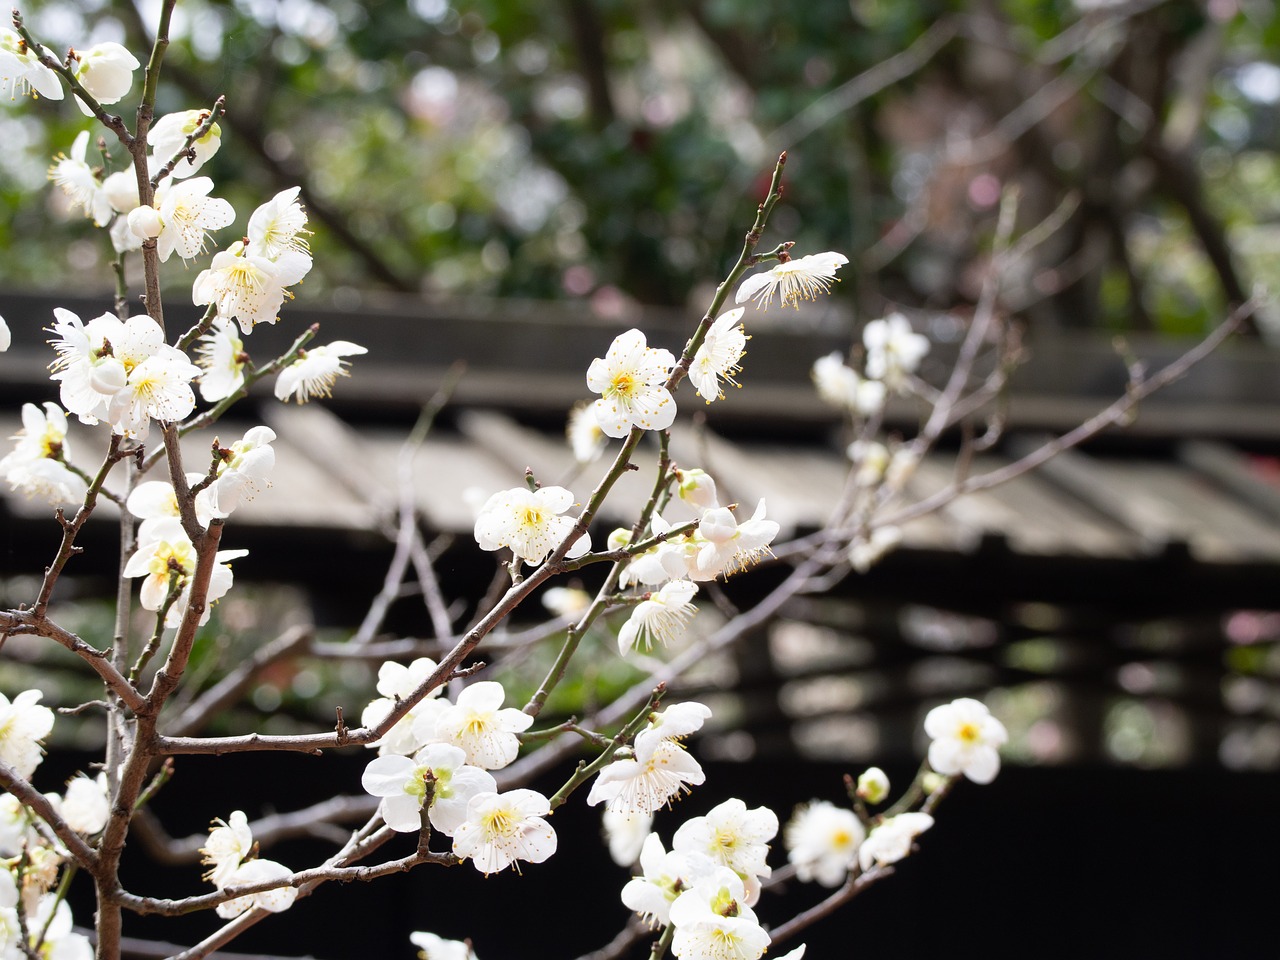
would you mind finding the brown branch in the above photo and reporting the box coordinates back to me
[0,760,100,872]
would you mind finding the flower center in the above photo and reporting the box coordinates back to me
[957,722,980,743]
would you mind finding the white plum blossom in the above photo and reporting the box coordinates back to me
[0,28,64,99]
[735,251,847,310]
[122,534,247,627]
[409,931,477,960]
[153,176,235,262]
[672,797,778,886]
[48,130,111,226]
[689,307,748,403]
[61,773,110,834]
[101,170,140,215]
[195,317,248,402]
[694,500,780,580]
[362,742,496,835]
[433,681,533,770]
[69,42,139,113]
[785,800,865,887]
[588,702,710,814]
[603,809,653,867]
[0,690,55,779]
[863,313,930,390]
[858,812,934,871]
[149,109,222,179]
[125,475,214,543]
[205,426,276,518]
[924,697,1008,784]
[273,340,367,403]
[620,514,697,588]
[620,832,709,927]
[587,328,676,438]
[669,866,771,960]
[127,203,163,240]
[618,580,698,655]
[811,351,886,415]
[566,400,607,463]
[215,858,297,918]
[0,402,87,506]
[28,896,93,960]
[47,310,199,437]
[247,186,311,262]
[361,656,445,756]
[473,485,589,566]
[452,789,557,875]
[193,242,292,333]
[201,811,254,888]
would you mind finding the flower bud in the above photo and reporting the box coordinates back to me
[921,771,947,795]
[678,468,719,511]
[127,204,163,239]
[856,767,890,805]
[72,42,140,105]
[607,528,632,551]
[89,356,127,396]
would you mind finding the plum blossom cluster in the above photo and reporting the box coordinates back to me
[0,692,106,960]
[200,812,297,919]
[617,797,782,960]
[358,665,556,874]
[587,702,712,814]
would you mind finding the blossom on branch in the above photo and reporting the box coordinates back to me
[432,681,533,770]
[48,131,111,226]
[668,866,771,960]
[473,485,588,566]
[205,426,276,518]
[0,690,55,779]
[215,858,297,919]
[195,317,248,403]
[0,28,64,100]
[689,308,748,403]
[452,789,557,875]
[122,534,247,628]
[587,329,676,437]
[152,176,235,263]
[924,697,1007,784]
[361,656,446,757]
[363,742,496,835]
[858,812,934,871]
[785,800,865,887]
[273,341,367,403]
[149,109,222,179]
[0,402,87,506]
[863,313,930,390]
[617,580,698,655]
[735,251,847,310]
[588,702,711,814]
[69,42,139,114]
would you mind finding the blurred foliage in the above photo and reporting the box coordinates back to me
[2,0,1279,335]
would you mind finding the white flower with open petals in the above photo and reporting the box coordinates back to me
[858,812,934,871]
[61,773,109,835]
[201,811,254,888]
[566,400,607,464]
[247,186,311,262]
[215,858,297,918]
[452,789,557,875]
[48,130,111,226]
[603,809,653,867]
[589,703,711,815]
[0,28,64,100]
[924,697,1007,784]
[735,251,847,310]
[694,500,780,580]
[274,341,367,403]
[689,308,748,403]
[0,402,87,506]
[669,866,771,960]
[362,742,496,836]
[150,109,222,179]
[153,176,234,262]
[122,534,247,627]
[0,690,55,779]
[433,681,533,770]
[863,313,930,390]
[618,580,698,655]
[785,800,865,887]
[196,317,247,402]
[70,42,139,113]
[473,485,588,566]
[672,798,777,885]
[361,656,446,756]
[621,832,709,926]
[125,474,214,544]
[587,329,676,438]
[205,426,275,518]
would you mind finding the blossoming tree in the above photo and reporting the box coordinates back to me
[0,5,1256,960]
